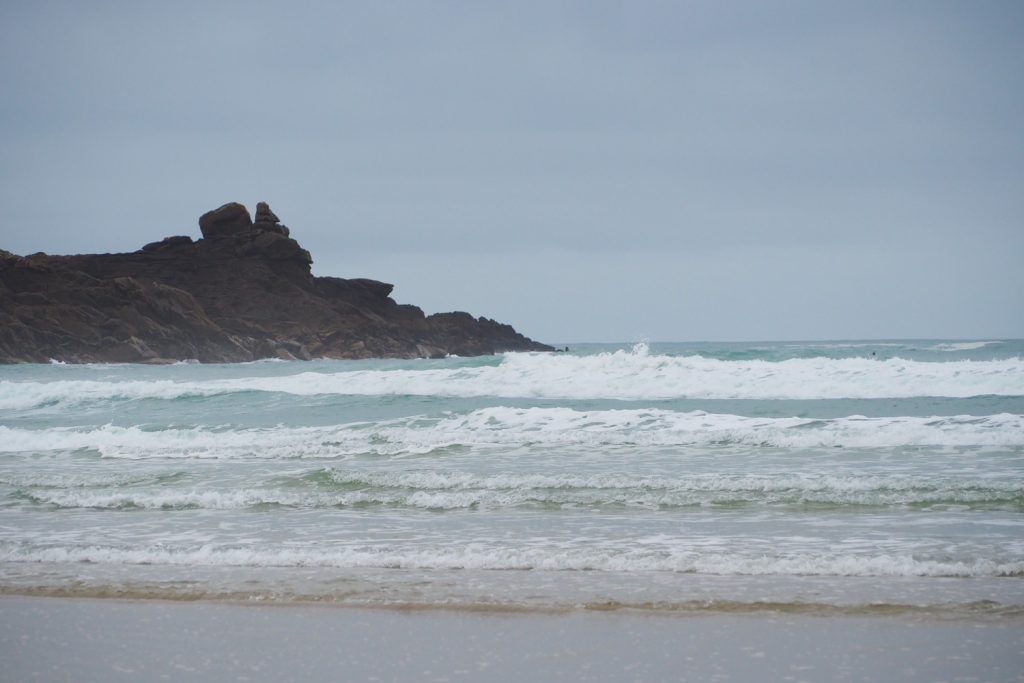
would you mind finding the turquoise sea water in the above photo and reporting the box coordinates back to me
[1,340,1022,614]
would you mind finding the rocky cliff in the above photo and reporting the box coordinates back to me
[0,202,553,363]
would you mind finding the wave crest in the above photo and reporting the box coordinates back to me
[0,409,1021,460]
[3,349,1023,408]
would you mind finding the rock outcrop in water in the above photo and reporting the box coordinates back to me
[0,202,553,363]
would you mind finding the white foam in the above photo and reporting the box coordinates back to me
[0,379,222,410]
[2,543,1019,577]
[785,342,906,349]
[3,348,1021,408]
[0,409,1021,459]
[0,471,180,489]
[291,352,1023,400]
[931,341,1003,351]
[20,488,276,510]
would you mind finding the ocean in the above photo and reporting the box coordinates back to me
[1,340,1022,616]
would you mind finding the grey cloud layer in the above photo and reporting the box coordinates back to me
[2,1,1021,340]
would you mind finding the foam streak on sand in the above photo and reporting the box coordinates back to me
[3,543,1022,578]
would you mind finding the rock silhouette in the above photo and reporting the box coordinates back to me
[0,202,553,363]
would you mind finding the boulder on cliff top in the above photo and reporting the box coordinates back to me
[198,202,252,240]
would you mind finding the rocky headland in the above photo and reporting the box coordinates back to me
[0,202,553,363]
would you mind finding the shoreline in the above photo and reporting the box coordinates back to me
[2,587,1023,621]
[3,562,1022,620]
[3,595,1023,682]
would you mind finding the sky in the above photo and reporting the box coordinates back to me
[1,1,1022,343]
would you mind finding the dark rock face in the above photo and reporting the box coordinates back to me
[0,202,553,363]
[253,201,290,236]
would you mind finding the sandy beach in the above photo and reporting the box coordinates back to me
[2,595,1022,682]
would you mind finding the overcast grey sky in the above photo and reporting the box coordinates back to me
[2,1,1022,342]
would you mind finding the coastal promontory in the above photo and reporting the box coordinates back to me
[0,202,553,363]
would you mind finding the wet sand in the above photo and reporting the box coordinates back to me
[2,596,1022,682]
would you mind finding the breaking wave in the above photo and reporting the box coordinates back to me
[12,470,1022,511]
[2,345,1023,409]
[0,408,1022,459]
